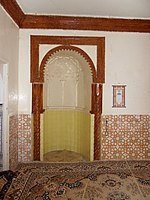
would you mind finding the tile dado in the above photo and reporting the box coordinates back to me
[101,115,150,160]
[0,108,2,152]
[18,114,32,162]
[9,114,18,170]
[14,114,150,164]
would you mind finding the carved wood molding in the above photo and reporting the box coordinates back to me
[31,36,105,83]
[32,84,43,160]
[0,0,25,26]
[31,35,105,160]
[0,0,150,32]
[21,15,150,33]
[92,83,103,160]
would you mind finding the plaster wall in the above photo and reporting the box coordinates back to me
[0,6,19,114]
[18,29,150,115]
[0,5,19,169]
[0,63,3,104]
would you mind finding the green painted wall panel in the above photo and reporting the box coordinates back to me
[43,109,92,160]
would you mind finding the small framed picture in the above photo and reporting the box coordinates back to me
[112,85,126,108]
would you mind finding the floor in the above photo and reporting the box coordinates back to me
[3,160,150,199]
[43,149,86,162]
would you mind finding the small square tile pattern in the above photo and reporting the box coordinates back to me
[18,114,32,162]
[9,114,149,168]
[0,108,2,152]
[101,115,150,160]
[9,114,18,170]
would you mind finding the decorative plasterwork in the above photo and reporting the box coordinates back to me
[40,46,96,83]
[43,52,91,110]
[45,56,82,82]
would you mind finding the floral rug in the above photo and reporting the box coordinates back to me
[1,160,150,199]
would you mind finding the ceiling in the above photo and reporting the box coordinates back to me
[16,0,150,19]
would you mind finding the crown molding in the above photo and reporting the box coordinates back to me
[0,0,25,26]
[21,15,150,33]
[0,0,150,32]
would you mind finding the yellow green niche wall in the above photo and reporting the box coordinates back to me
[41,109,94,161]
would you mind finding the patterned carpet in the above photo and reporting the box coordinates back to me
[0,160,150,200]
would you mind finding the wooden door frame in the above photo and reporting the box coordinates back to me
[31,35,105,160]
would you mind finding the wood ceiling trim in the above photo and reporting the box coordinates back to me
[21,15,150,33]
[31,35,105,83]
[0,0,150,32]
[0,0,25,26]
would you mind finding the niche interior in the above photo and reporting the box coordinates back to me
[31,36,105,161]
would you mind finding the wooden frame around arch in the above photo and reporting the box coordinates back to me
[40,45,97,83]
[31,35,105,160]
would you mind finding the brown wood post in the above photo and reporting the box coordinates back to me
[92,83,103,160]
[32,83,43,160]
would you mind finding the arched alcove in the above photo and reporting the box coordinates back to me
[31,36,105,161]
[41,47,93,160]
[43,48,92,110]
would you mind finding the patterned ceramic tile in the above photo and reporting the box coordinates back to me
[101,115,150,160]
[9,114,18,170]
[0,105,2,171]
[15,114,150,163]
[18,114,32,162]
[0,110,2,153]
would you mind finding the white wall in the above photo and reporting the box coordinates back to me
[0,75,3,104]
[0,63,3,104]
[0,6,19,114]
[104,33,150,114]
[18,29,150,115]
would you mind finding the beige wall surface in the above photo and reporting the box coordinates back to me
[43,109,91,160]
[0,63,3,104]
[19,29,150,115]
[0,6,19,114]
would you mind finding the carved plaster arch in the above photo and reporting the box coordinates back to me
[40,45,96,83]
[41,46,93,110]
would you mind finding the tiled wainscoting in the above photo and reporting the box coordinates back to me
[101,115,150,160]
[9,114,150,169]
[0,105,2,170]
[18,114,32,162]
[9,114,32,170]
[9,115,18,170]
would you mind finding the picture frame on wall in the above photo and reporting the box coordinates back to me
[112,85,126,108]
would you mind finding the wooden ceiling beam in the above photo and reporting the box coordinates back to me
[21,15,150,33]
[0,0,25,26]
